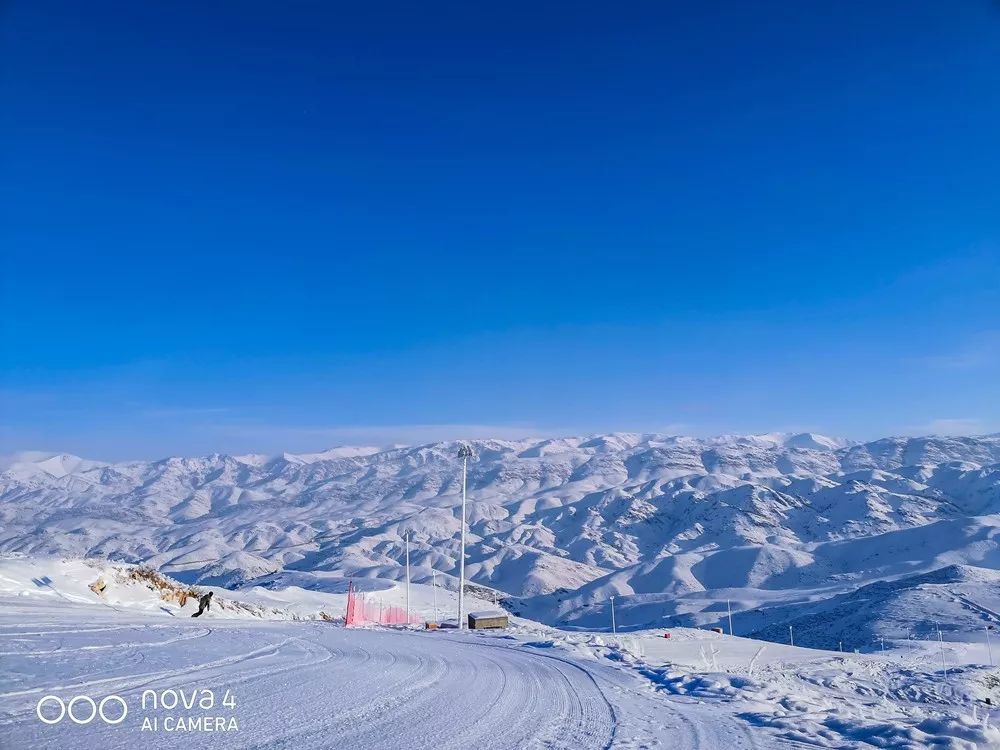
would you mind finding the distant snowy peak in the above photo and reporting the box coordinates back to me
[781,433,852,452]
[0,451,107,479]
[282,446,382,464]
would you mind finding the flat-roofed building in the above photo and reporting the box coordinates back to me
[467,610,508,630]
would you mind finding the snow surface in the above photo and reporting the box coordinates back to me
[0,557,765,749]
[3,556,999,749]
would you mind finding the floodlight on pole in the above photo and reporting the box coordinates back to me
[457,444,474,630]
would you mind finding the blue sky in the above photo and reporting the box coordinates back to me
[1,1,999,459]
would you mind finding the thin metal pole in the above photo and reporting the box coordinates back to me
[987,627,994,667]
[938,627,949,679]
[610,596,617,635]
[879,637,885,655]
[405,532,411,623]
[432,568,438,621]
[727,599,734,636]
[789,625,794,647]
[458,454,468,630]
[839,641,843,653]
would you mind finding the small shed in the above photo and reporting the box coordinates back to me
[468,610,508,630]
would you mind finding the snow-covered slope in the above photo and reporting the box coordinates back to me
[4,560,998,750]
[747,563,1000,649]
[2,433,1000,642]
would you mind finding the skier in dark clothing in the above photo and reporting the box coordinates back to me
[191,591,213,617]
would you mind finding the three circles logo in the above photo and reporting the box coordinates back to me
[36,695,128,725]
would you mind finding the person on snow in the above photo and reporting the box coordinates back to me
[191,591,213,617]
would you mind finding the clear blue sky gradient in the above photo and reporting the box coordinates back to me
[1,1,999,459]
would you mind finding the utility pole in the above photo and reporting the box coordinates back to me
[727,599,734,636]
[610,596,617,635]
[405,532,411,623]
[457,444,474,630]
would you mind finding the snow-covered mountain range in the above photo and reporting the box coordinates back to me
[3,432,1000,644]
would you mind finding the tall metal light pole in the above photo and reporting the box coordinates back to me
[405,532,411,623]
[432,568,439,622]
[457,444,474,629]
[938,626,949,680]
[610,596,617,634]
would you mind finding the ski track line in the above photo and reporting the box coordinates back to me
[0,624,174,638]
[230,637,452,749]
[0,632,303,698]
[294,631,613,750]
[0,633,335,727]
[363,648,526,750]
[456,634,767,750]
[300,645,454,747]
[366,633,615,748]
[119,635,338,698]
[0,627,212,656]
[436,633,618,749]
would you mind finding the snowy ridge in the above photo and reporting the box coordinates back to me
[2,433,1000,643]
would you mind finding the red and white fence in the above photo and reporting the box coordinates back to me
[345,581,421,627]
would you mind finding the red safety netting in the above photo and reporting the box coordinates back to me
[345,581,421,627]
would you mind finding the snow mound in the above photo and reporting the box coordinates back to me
[0,556,324,620]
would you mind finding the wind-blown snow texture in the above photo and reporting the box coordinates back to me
[3,433,1000,643]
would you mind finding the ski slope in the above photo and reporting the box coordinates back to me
[0,598,765,750]
[3,558,998,749]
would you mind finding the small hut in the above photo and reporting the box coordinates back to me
[468,610,509,630]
